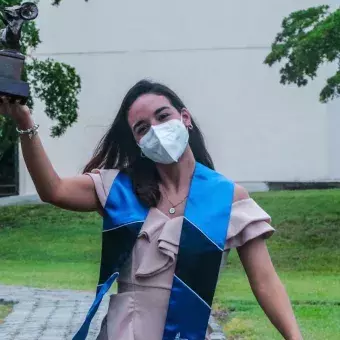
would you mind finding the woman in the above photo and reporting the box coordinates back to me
[0,80,302,340]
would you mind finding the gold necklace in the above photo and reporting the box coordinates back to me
[161,187,188,215]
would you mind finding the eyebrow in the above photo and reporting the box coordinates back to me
[154,106,170,115]
[132,106,170,132]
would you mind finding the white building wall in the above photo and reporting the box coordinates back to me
[19,0,337,196]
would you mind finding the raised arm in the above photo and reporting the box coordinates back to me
[0,98,99,212]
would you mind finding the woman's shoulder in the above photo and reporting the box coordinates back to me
[233,183,250,203]
[231,184,268,219]
[226,184,274,250]
[85,168,120,208]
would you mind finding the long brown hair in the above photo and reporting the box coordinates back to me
[83,80,214,207]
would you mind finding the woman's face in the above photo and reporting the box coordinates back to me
[128,94,192,143]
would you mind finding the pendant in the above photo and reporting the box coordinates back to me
[169,207,176,215]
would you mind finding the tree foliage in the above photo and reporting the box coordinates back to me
[264,5,340,103]
[0,0,82,162]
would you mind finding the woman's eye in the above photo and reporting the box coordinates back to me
[158,113,170,121]
[137,125,148,135]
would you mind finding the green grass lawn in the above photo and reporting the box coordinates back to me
[0,189,340,339]
[213,190,340,339]
[0,303,13,324]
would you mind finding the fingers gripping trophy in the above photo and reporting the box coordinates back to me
[0,2,38,105]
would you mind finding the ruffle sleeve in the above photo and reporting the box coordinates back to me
[85,169,119,208]
[225,198,275,250]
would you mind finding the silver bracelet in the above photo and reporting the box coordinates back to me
[16,123,39,140]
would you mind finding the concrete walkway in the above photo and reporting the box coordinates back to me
[0,284,226,340]
[0,194,42,207]
[0,285,108,340]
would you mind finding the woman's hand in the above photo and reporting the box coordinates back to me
[0,96,33,129]
[0,95,100,212]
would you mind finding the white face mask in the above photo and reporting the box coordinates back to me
[138,118,189,164]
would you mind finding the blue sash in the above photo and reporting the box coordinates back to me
[73,162,234,340]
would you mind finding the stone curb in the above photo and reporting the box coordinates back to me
[208,316,227,340]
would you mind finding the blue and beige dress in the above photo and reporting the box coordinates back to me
[75,163,274,340]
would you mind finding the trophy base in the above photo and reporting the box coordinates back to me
[0,77,29,104]
[0,50,28,104]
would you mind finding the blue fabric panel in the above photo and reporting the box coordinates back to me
[162,275,211,340]
[104,172,148,231]
[185,163,234,250]
[72,273,119,340]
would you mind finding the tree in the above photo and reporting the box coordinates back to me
[0,0,82,163]
[264,5,340,103]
